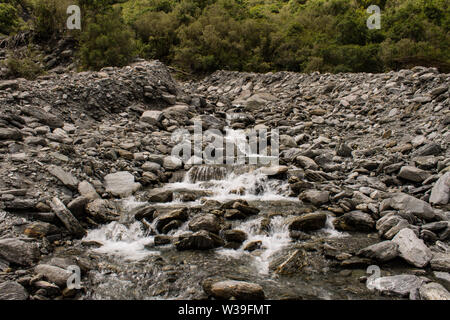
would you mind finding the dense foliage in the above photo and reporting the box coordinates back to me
[3,0,450,73]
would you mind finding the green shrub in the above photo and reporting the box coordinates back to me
[4,55,43,80]
[0,3,19,35]
[79,7,137,70]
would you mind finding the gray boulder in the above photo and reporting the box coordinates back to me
[358,241,399,262]
[392,228,433,268]
[430,172,450,205]
[104,171,141,197]
[419,282,450,300]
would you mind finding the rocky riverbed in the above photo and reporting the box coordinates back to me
[0,60,449,300]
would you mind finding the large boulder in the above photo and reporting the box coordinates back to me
[155,208,189,233]
[104,171,141,197]
[333,211,375,232]
[299,190,329,206]
[398,166,431,182]
[430,252,450,272]
[288,212,327,232]
[86,199,120,222]
[419,282,450,300]
[429,172,450,205]
[357,241,399,262]
[0,238,39,266]
[188,213,222,234]
[388,193,435,220]
[175,230,224,250]
[392,228,433,268]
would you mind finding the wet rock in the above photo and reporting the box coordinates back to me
[85,199,120,222]
[47,165,79,190]
[231,201,260,216]
[175,230,224,250]
[34,264,72,288]
[358,241,399,262]
[223,230,247,243]
[430,252,450,272]
[419,282,450,300]
[430,172,450,205]
[206,280,264,300]
[132,205,156,221]
[154,235,171,246]
[333,211,375,232]
[104,171,141,198]
[50,197,86,238]
[188,213,222,234]
[392,228,433,268]
[288,212,327,232]
[0,281,28,300]
[146,189,173,203]
[368,274,425,297]
[398,166,431,182]
[0,238,39,266]
[243,240,262,252]
[155,208,189,233]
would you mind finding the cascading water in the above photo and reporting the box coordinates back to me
[81,122,350,299]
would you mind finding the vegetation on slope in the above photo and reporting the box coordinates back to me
[1,0,449,75]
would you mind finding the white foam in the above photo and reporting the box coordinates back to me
[83,221,158,261]
[217,216,291,274]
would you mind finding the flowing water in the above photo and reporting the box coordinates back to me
[79,129,386,300]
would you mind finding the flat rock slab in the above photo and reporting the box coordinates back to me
[392,228,432,268]
[104,171,141,197]
[47,165,79,190]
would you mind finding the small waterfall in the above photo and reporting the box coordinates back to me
[83,221,158,261]
[186,165,228,183]
[218,216,291,275]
